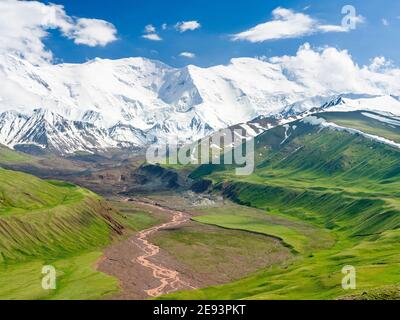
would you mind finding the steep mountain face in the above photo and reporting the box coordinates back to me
[190,110,400,235]
[0,54,399,154]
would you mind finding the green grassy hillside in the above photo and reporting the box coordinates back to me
[164,111,400,300]
[320,111,400,143]
[0,168,124,300]
[0,145,33,164]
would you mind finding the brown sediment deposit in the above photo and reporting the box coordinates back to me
[97,199,197,299]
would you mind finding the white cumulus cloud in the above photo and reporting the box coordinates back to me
[232,7,361,42]
[0,0,117,65]
[179,52,196,58]
[145,24,156,33]
[175,20,201,32]
[68,18,117,47]
[317,24,348,32]
[267,43,400,95]
[368,56,392,72]
[142,33,162,41]
[142,24,162,41]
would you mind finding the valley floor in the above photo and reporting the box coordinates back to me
[97,199,197,300]
[2,183,399,300]
[96,196,293,300]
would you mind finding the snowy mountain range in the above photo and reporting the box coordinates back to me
[1,53,400,155]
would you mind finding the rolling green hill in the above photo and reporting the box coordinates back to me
[0,167,124,300]
[163,111,400,300]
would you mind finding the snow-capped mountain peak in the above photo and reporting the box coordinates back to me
[0,54,399,155]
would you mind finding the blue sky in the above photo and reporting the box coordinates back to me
[40,0,400,67]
